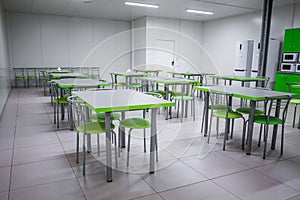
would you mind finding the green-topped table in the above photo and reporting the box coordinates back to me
[45,69,72,74]
[73,89,174,182]
[133,69,162,76]
[140,76,197,119]
[52,79,110,129]
[209,75,268,87]
[195,85,294,155]
[109,72,148,88]
[50,72,88,79]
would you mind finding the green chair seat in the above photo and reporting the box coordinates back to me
[291,99,300,104]
[149,90,166,96]
[173,95,193,101]
[16,75,26,78]
[120,118,151,129]
[91,112,121,122]
[53,94,69,104]
[77,122,115,134]
[213,110,243,119]
[209,104,231,110]
[112,82,126,87]
[236,107,264,115]
[128,83,143,88]
[28,75,37,78]
[254,115,283,125]
[169,90,184,96]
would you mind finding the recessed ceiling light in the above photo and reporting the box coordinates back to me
[125,1,159,8]
[186,9,214,15]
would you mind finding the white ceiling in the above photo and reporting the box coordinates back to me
[1,0,300,21]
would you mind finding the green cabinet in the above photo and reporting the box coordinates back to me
[283,28,300,52]
[275,73,300,98]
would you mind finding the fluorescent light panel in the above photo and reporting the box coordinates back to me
[186,9,214,15]
[125,1,159,8]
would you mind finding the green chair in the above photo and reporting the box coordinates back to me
[290,99,300,128]
[207,90,246,151]
[89,67,101,79]
[27,68,38,87]
[52,83,73,129]
[288,82,300,128]
[110,73,126,89]
[68,96,118,175]
[14,68,26,87]
[253,96,291,159]
[170,83,196,122]
[119,117,152,167]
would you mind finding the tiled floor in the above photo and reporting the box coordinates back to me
[1,87,300,200]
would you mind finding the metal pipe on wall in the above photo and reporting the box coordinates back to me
[258,0,273,82]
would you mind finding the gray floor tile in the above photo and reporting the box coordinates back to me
[160,180,239,200]
[181,151,248,179]
[255,159,300,190]
[78,171,155,200]
[0,136,14,151]
[289,194,300,200]
[213,169,299,200]
[9,179,85,200]
[0,192,8,200]
[14,132,59,148]
[0,167,11,193]
[140,160,207,192]
[0,149,13,167]
[133,193,163,200]
[13,143,65,165]
[11,157,75,190]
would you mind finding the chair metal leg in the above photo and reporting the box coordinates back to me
[281,124,285,156]
[230,119,234,139]
[201,105,206,133]
[207,110,213,143]
[76,131,79,164]
[155,134,158,162]
[223,118,229,151]
[292,105,297,128]
[258,124,263,147]
[242,120,246,150]
[263,124,269,159]
[97,134,100,156]
[83,134,86,175]
[127,128,133,167]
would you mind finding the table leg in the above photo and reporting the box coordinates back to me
[165,85,169,120]
[149,108,157,174]
[105,112,112,182]
[120,111,126,148]
[204,91,209,137]
[246,100,256,155]
[271,99,281,150]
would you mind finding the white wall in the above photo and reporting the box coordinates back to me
[144,16,217,76]
[133,17,147,69]
[6,12,131,80]
[0,2,10,116]
[202,3,300,75]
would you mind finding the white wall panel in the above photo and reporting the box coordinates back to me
[0,2,10,115]
[202,4,298,75]
[68,17,93,66]
[40,15,68,66]
[9,13,42,66]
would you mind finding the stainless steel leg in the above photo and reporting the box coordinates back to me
[246,100,256,155]
[149,108,157,174]
[105,112,112,182]
[271,99,281,149]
